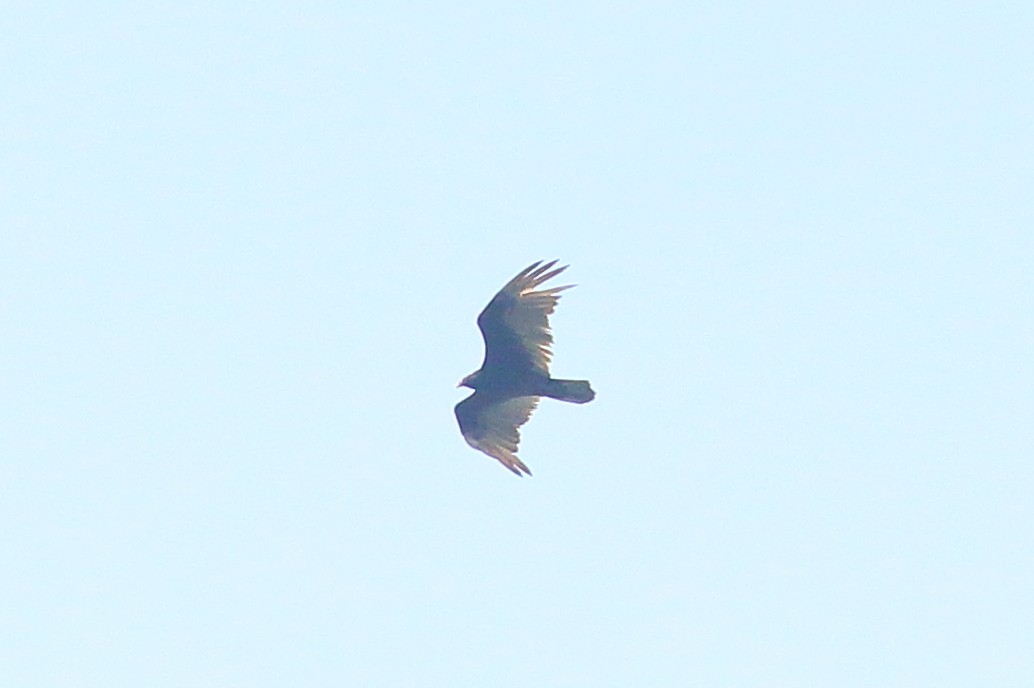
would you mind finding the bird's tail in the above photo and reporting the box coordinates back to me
[544,379,596,404]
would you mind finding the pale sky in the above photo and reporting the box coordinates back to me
[3,3,1033,686]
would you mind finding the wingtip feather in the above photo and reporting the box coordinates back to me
[501,454,533,477]
[502,260,573,282]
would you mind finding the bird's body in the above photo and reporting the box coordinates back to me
[455,260,595,476]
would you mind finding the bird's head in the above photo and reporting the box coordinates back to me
[457,371,481,389]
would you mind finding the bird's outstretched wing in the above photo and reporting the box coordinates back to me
[454,394,540,476]
[476,260,573,376]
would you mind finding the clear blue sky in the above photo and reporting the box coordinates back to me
[3,3,1032,686]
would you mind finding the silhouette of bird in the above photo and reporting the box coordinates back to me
[455,260,595,476]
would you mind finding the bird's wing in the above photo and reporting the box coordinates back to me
[454,393,540,476]
[476,260,573,376]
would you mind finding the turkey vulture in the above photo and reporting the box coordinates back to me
[455,260,595,476]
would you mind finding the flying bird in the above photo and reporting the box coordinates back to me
[455,260,595,476]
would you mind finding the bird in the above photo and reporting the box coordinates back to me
[455,260,595,476]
